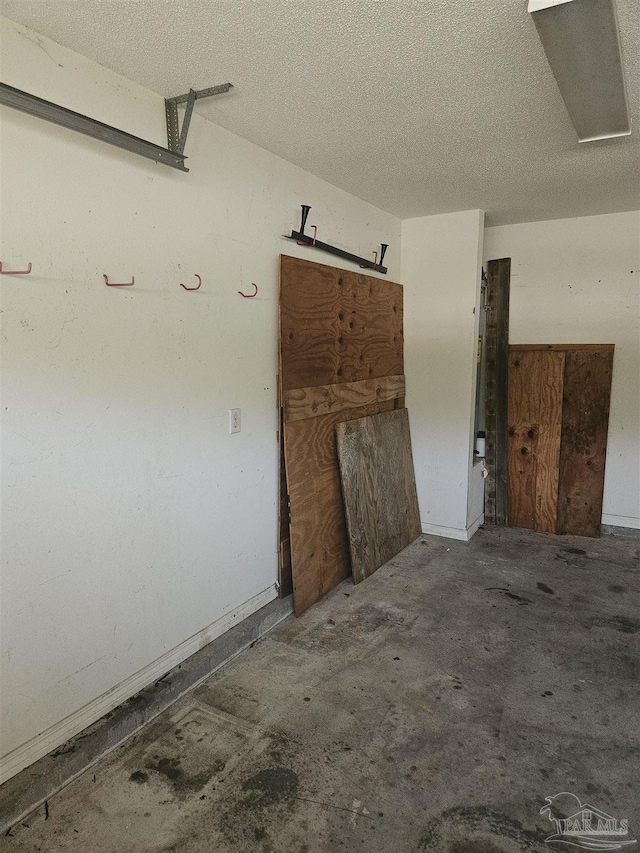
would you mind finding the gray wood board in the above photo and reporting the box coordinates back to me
[335,409,421,584]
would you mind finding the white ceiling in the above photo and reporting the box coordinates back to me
[1,0,639,225]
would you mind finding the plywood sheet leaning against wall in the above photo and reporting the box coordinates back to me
[508,348,565,532]
[336,409,421,584]
[279,255,404,616]
[556,347,614,538]
[507,344,614,538]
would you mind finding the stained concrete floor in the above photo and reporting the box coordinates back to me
[3,526,639,853]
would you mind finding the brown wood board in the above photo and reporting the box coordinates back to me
[278,404,293,597]
[533,350,565,532]
[284,400,397,614]
[484,258,511,525]
[284,375,405,423]
[509,344,614,352]
[280,256,403,392]
[507,349,564,533]
[335,409,421,584]
[556,349,614,538]
[508,350,540,529]
[280,254,405,615]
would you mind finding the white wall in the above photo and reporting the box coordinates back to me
[0,18,401,782]
[401,210,485,540]
[484,212,640,529]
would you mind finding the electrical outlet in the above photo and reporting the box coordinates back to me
[229,408,241,434]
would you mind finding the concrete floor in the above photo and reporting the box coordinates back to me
[3,526,639,853]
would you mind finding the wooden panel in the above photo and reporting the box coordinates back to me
[508,349,565,532]
[508,350,539,529]
[336,410,421,584]
[510,344,614,352]
[280,256,403,392]
[280,255,405,615]
[533,351,565,532]
[284,375,405,423]
[284,400,396,615]
[484,258,511,525]
[277,366,293,597]
[277,404,293,597]
[556,349,614,538]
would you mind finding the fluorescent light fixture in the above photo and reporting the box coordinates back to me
[529,0,631,142]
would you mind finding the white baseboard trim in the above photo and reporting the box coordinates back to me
[421,516,483,542]
[601,514,640,530]
[0,585,278,786]
[466,514,484,539]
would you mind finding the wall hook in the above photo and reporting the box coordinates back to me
[360,250,378,269]
[297,225,317,247]
[0,261,32,275]
[285,204,389,274]
[238,282,258,298]
[180,273,202,291]
[103,274,134,287]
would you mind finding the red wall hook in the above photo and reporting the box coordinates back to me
[180,274,202,291]
[103,274,134,287]
[238,282,258,298]
[360,250,378,269]
[297,225,317,247]
[0,261,32,275]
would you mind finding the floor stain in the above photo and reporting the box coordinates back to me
[145,755,223,798]
[608,616,640,634]
[129,770,148,784]
[502,592,532,605]
[418,806,548,852]
[241,768,300,808]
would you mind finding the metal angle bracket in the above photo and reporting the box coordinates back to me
[165,83,233,155]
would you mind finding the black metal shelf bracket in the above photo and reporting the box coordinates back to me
[0,80,232,172]
[285,205,388,274]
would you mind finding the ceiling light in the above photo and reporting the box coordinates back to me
[529,0,631,142]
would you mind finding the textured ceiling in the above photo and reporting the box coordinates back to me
[1,0,638,225]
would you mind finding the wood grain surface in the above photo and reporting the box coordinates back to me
[508,345,613,539]
[532,350,564,532]
[508,350,539,529]
[280,255,405,615]
[508,349,564,532]
[277,398,293,597]
[280,256,403,392]
[484,258,511,526]
[284,375,405,423]
[509,344,614,352]
[556,349,614,538]
[284,400,397,614]
[335,410,421,584]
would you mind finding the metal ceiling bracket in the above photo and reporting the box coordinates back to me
[0,82,189,171]
[0,80,233,172]
[164,83,233,155]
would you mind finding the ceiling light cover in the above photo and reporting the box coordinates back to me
[529,0,631,142]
